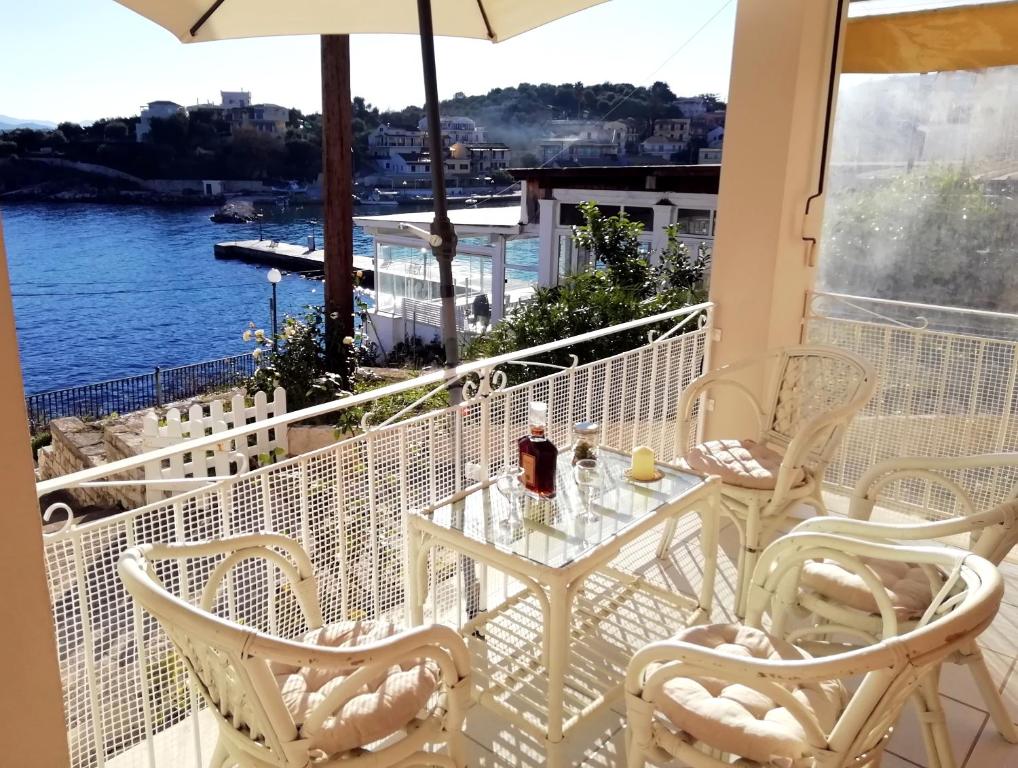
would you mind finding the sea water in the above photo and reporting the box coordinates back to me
[2,201,535,394]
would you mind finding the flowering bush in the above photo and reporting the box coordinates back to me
[243,307,356,412]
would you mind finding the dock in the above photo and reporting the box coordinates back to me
[214,240,374,284]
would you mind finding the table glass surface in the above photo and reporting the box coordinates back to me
[417,450,706,569]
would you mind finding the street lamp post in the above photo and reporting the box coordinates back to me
[256,213,264,241]
[267,268,282,341]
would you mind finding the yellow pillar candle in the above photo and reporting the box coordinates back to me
[630,445,657,481]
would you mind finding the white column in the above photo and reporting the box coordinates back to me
[537,198,558,286]
[491,235,506,322]
[705,0,847,439]
[0,215,71,765]
[650,203,675,262]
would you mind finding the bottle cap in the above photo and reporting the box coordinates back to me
[529,401,548,425]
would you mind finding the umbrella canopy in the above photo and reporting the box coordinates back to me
[114,0,609,43]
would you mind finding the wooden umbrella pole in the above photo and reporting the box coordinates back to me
[321,34,355,378]
[417,0,462,404]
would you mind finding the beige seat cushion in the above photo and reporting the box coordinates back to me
[271,620,440,754]
[655,624,846,765]
[801,558,935,619]
[680,439,806,491]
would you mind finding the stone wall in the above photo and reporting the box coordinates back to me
[37,416,146,511]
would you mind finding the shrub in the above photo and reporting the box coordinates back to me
[244,306,355,412]
[467,201,708,378]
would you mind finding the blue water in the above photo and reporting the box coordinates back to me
[1,202,378,393]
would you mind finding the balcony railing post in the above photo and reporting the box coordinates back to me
[153,366,162,409]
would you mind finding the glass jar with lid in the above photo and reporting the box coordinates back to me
[571,421,600,464]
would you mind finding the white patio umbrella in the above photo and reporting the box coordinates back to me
[115,0,610,389]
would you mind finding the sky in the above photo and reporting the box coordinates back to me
[0,0,737,126]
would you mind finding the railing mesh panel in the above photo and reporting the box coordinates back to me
[43,310,710,768]
[806,292,1018,519]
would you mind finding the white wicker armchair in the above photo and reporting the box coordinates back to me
[663,345,876,615]
[625,532,1003,768]
[118,534,472,768]
[787,453,1018,767]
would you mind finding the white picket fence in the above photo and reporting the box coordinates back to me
[140,387,287,503]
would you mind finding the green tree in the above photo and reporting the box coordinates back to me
[283,139,321,181]
[104,121,129,141]
[821,168,1018,311]
[147,113,189,151]
[467,202,708,376]
[57,122,85,141]
[43,129,68,150]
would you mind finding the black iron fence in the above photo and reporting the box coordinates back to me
[25,353,256,432]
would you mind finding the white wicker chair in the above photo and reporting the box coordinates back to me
[625,532,1003,768]
[118,534,472,768]
[662,345,876,615]
[786,453,1018,768]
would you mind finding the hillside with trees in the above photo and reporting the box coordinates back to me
[0,80,725,191]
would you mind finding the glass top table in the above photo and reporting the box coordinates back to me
[406,446,720,768]
[417,447,708,569]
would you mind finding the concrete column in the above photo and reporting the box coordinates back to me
[705,0,846,438]
[537,198,558,286]
[491,235,506,322]
[651,203,676,262]
[0,215,70,764]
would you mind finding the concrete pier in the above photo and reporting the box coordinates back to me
[214,240,374,285]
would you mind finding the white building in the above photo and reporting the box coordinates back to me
[219,90,251,109]
[653,118,692,142]
[135,100,185,141]
[675,97,709,117]
[699,146,723,163]
[640,135,687,159]
[369,116,488,163]
[351,164,719,353]
[368,126,426,160]
[417,115,487,146]
[538,120,629,165]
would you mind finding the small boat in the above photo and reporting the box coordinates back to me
[366,188,400,206]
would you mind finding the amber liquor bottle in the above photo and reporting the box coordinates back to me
[519,401,557,498]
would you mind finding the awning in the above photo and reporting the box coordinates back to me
[844,1,1018,73]
[354,205,524,236]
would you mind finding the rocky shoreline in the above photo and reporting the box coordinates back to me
[1,182,225,205]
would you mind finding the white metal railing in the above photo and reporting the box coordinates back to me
[805,290,1018,517]
[41,303,712,768]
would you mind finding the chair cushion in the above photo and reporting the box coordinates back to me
[655,624,846,765]
[680,439,806,491]
[271,620,440,755]
[801,558,934,620]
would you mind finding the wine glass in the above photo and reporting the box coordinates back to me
[495,465,526,533]
[573,459,603,524]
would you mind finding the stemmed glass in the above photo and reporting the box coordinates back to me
[573,459,603,524]
[495,465,526,535]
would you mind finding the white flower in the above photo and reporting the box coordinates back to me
[356,270,364,278]
[343,336,354,345]
[254,329,266,341]
[252,348,263,361]
[242,330,252,342]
